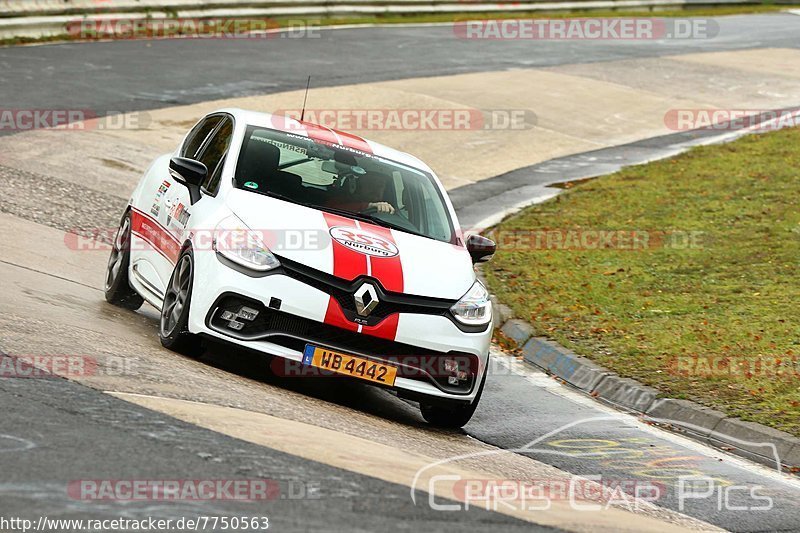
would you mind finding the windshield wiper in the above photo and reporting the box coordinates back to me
[362,215,431,239]
[316,205,390,226]
[319,206,435,240]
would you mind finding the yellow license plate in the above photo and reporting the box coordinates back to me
[302,345,397,386]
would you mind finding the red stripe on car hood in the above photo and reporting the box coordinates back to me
[320,212,403,339]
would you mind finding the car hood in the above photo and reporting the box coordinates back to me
[227,188,475,300]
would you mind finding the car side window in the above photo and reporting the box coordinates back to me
[181,116,223,159]
[198,118,234,195]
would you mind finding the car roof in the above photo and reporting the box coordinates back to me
[216,107,434,174]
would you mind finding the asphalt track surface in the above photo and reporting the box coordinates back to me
[0,15,799,121]
[3,13,800,532]
[0,368,548,532]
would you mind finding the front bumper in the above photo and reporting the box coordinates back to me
[187,250,492,402]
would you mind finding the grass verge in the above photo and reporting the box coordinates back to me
[484,127,800,436]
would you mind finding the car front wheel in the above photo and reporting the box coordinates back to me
[159,248,202,356]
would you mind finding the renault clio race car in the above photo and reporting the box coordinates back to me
[105,108,496,427]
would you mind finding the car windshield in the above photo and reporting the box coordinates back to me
[234,125,455,243]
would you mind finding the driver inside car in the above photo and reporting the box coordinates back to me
[327,171,396,214]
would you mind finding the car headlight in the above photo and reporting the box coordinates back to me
[450,281,492,326]
[213,215,280,272]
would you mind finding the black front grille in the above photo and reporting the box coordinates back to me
[207,293,477,394]
[275,255,455,327]
[210,294,440,356]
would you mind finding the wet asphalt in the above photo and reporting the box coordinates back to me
[2,13,800,532]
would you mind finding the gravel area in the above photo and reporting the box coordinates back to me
[0,164,127,242]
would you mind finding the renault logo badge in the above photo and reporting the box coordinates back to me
[354,283,379,317]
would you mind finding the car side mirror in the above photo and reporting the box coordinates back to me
[466,234,496,264]
[169,157,207,204]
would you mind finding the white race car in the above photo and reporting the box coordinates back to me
[105,108,496,427]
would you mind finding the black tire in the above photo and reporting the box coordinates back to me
[420,370,487,429]
[104,211,144,310]
[159,248,202,356]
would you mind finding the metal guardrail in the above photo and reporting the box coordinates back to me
[0,0,764,40]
